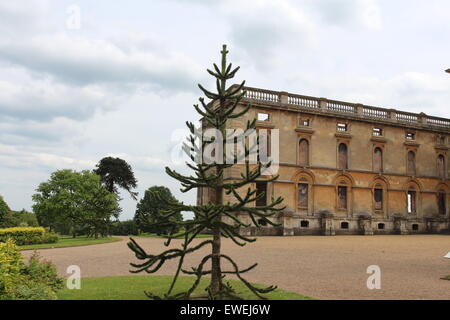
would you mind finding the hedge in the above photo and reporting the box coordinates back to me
[0,227,58,246]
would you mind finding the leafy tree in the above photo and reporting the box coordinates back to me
[128,45,284,300]
[94,157,138,200]
[0,195,11,228]
[4,210,39,228]
[32,169,119,238]
[134,186,183,235]
[110,220,139,236]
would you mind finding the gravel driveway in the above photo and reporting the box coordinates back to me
[22,235,450,300]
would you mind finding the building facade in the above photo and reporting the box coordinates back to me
[198,86,450,236]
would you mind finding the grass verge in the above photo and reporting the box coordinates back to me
[58,275,313,300]
[19,236,122,251]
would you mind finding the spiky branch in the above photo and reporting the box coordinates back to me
[128,45,285,300]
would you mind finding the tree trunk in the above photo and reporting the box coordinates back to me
[210,172,223,296]
[210,226,222,296]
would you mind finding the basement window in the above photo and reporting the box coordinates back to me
[378,223,385,230]
[258,112,270,121]
[300,220,309,228]
[340,222,349,229]
[257,219,268,227]
[412,224,419,231]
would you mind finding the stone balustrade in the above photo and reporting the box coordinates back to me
[238,85,450,131]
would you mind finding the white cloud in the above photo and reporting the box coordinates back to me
[0,33,203,90]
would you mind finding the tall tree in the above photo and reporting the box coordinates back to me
[94,157,138,201]
[134,186,183,235]
[128,45,284,300]
[0,195,11,228]
[32,169,119,237]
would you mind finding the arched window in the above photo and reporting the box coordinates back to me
[338,184,348,210]
[407,151,416,176]
[437,155,445,179]
[338,143,348,170]
[407,187,417,214]
[299,139,309,166]
[374,187,383,211]
[437,190,446,215]
[374,147,383,172]
[297,183,309,209]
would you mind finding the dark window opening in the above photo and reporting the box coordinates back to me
[374,188,383,210]
[412,224,419,231]
[338,143,348,170]
[378,223,385,230]
[255,182,267,207]
[257,219,268,227]
[299,139,309,166]
[338,186,348,210]
[298,183,309,209]
[438,191,446,215]
[373,128,383,136]
[300,220,309,228]
[374,147,383,172]
[341,222,349,229]
[407,190,416,214]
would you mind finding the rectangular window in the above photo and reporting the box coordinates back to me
[255,182,267,207]
[407,191,416,213]
[256,129,271,161]
[300,119,310,127]
[406,132,415,140]
[337,123,348,132]
[373,128,383,136]
[257,112,270,121]
[438,192,446,215]
[298,184,308,209]
[374,189,383,210]
[338,186,348,210]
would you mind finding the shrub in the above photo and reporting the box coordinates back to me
[0,240,63,300]
[0,227,58,246]
[110,220,139,236]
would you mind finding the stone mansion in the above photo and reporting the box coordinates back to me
[198,86,450,236]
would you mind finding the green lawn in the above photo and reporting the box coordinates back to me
[58,275,313,300]
[19,236,121,250]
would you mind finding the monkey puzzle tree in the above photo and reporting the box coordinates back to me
[94,157,138,201]
[128,45,284,300]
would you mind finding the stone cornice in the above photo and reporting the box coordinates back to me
[237,85,450,134]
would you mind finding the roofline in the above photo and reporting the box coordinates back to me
[236,85,450,132]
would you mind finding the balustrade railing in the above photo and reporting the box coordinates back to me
[239,86,450,130]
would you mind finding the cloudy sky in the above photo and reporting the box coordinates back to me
[0,0,449,220]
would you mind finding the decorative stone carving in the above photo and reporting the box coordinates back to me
[392,213,408,235]
[358,212,373,235]
[318,210,335,236]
